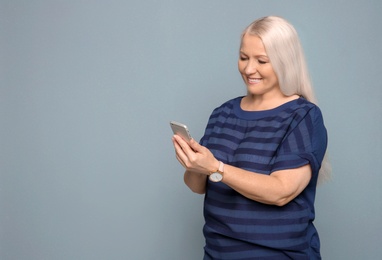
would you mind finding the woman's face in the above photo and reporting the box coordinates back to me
[238,34,280,97]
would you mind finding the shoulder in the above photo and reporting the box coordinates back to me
[210,96,242,117]
[278,98,326,136]
[292,98,327,138]
[292,97,318,112]
[215,96,242,110]
[288,98,324,120]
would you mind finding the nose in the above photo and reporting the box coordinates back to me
[244,60,257,75]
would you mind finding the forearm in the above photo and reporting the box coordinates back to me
[172,134,310,202]
[222,164,311,206]
[184,170,207,194]
[222,165,282,205]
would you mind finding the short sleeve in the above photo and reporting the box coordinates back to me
[200,110,218,146]
[271,106,328,176]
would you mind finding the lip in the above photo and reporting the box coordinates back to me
[247,78,262,84]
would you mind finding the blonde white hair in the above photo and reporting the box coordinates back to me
[241,16,331,183]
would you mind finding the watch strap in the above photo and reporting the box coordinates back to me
[217,161,224,173]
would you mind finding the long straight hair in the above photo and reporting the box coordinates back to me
[242,16,331,183]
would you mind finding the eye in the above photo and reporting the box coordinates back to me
[240,56,248,61]
[258,60,267,64]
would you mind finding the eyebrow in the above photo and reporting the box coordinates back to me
[239,51,269,59]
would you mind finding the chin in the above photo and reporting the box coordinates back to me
[246,87,263,95]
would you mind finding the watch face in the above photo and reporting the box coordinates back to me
[209,172,223,182]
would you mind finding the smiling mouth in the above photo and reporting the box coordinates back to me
[248,78,262,84]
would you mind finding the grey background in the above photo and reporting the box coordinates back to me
[1,0,381,259]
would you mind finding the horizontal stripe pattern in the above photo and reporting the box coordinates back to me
[200,97,327,259]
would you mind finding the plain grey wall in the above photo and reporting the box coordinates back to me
[1,0,381,259]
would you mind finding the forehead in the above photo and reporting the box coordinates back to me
[240,34,267,55]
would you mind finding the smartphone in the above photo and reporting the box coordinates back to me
[170,121,192,143]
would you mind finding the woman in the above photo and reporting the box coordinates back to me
[172,16,329,259]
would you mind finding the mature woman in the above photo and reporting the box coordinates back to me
[172,16,330,259]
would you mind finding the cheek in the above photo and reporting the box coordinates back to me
[262,67,277,80]
[270,71,279,82]
[238,61,245,74]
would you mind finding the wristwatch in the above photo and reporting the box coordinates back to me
[209,161,224,182]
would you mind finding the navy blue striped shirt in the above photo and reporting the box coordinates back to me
[200,97,327,259]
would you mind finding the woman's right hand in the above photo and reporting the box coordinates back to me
[172,135,219,176]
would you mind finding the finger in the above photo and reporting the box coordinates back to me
[172,136,190,165]
[172,137,184,155]
[189,138,202,152]
[173,135,194,155]
[175,153,186,168]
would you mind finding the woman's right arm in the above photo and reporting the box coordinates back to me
[172,135,214,194]
[184,170,207,194]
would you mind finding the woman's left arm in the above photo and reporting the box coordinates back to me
[173,135,311,206]
[222,163,311,206]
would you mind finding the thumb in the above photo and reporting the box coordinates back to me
[189,138,202,152]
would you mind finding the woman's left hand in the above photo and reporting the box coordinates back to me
[172,135,219,175]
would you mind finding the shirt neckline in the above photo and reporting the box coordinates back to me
[233,96,302,120]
